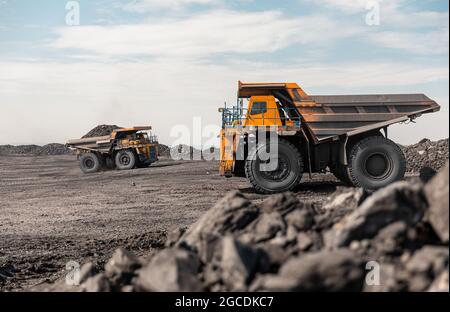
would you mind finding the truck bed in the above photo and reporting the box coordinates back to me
[298,94,440,141]
[66,135,113,153]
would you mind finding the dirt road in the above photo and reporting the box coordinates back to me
[0,155,343,291]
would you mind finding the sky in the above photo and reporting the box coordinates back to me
[0,0,448,147]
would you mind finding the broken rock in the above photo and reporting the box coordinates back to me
[252,212,286,243]
[82,274,111,292]
[424,161,449,243]
[259,192,301,215]
[297,232,314,251]
[285,208,314,232]
[325,182,427,248]
[79,262,97,285]
[406,246,449,291]
[165,227,187,248]
[105,248,141,285]
[428,270,449,292]
[136,248,202,292]
[322,187,366,211]
[373,222,408,256]
[179,191,259,258]
[220,237,259,290]
[253,249,365,291]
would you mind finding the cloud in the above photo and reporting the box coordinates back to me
[310,0,449,55]
[384,10,449,29]
[119,0,220,12]
[0,59,447,145]
[49,10,360,58]
[311,0,448,28]
[370,27,449,55]
[310,0,403,14]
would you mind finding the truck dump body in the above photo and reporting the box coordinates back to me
[66,127,155,153]
[304,94,440,141]
[66,135,112,153]
[236,82,440,142]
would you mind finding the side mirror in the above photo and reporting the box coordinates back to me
[218,108,224,113]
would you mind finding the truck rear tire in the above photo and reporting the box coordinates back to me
[245,139,303,194]
[115,150,136,170]
[348,136,406,190]
[79,153,101,174]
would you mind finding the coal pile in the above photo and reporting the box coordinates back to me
[403,138,448,173]
[41,162,449,292]
[169,144,203,160]
[36,144,71,156]
[0,145,41,155]
[0,144,71,156]
[157,144,171,158]
[160,145,218,160]
[82,125,122,138]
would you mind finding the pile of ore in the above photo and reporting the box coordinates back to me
[162,145,218,160]
[403,138,449,173]
[36,143,72,156]
[0,143,71,156]
[0,145,41,155]
[42,162,449,292]
[169,144,203,160]
[157,144,171,158]
[82,125,122,138]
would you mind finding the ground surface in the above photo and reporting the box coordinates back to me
[0,155,343,291]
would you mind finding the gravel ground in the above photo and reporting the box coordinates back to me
[0,155,341,291]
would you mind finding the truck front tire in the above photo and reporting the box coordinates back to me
[79,153,101,174]
[348,136,406,190]
[245,139,303,194]
[115,150,136,170]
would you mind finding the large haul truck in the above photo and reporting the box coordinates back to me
[219,81,440,194]
[67,126,159,173]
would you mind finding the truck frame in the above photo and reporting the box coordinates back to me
[219,81,440,194]
[67,126,159,173]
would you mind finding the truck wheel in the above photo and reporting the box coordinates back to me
[245,139,303,194]
[115,150,136,170]
[331,165,354,186]
[348,136,406,190]
[79,153,101,174]
[136,154,151,168]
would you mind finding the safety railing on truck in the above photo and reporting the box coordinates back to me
[148,135,159,144]
[220,106,302,129]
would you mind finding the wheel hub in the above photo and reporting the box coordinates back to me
[364,153,392,179]
[84,158,94,169]
[120,154,130,165]
[260,155,290,181]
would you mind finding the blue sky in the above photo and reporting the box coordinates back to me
[0,0,448,146]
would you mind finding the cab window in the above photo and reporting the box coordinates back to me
[250,102,267,115]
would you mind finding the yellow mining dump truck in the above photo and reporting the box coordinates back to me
[67,126,159,173]
[219,81,440,194]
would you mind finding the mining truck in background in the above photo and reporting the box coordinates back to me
[66,126,159,173]
[219,81,440,194]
